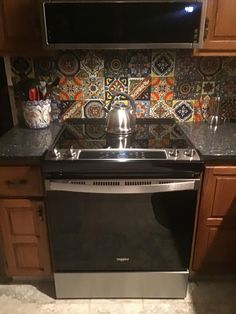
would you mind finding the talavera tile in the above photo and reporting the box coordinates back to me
[198,57,222,80]
[135,100,150,118]
[104,51,128,77]
[173,100,194,122]
[151,76,174,101]
[9,49,236,122]
[129,77,151,100]
[127,50,151,77]
[152,51,175,77]
[105,77,128,101]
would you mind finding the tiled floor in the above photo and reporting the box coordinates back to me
[0,276,236,314]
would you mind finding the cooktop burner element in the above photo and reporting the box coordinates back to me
[46,119,200,161]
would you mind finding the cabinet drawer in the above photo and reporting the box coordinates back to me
[0,167,43,197]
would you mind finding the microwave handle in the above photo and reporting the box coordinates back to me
[45,179,200,194]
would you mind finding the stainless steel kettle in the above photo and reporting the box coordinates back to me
[104,92,136,134]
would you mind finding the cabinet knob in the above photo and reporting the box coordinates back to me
[204,17,209,41]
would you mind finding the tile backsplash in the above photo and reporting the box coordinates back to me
[10,50,236,122]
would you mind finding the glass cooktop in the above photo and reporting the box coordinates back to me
[55,118,192,150]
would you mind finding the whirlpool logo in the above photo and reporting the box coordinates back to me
[116,257,130,262]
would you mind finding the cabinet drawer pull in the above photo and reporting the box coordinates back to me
[6,179,28,187]
[37,205,44,221]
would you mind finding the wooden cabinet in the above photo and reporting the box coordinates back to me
[0,166,51,277]
[0,166,43,197]
[192,166,236,272]
[194,0,236,56]
[0,0,45,55]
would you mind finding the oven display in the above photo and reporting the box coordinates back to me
[79,150,167,160]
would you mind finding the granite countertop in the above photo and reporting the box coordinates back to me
[180,122,236,161]
[0,122,62,164]
[0,120,235,163]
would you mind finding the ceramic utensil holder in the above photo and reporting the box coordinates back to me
[22,99,51,129]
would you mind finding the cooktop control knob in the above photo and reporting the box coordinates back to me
[169,149,179,158]
[69,146,76,159]
[184,149,195,158]
[52,147,61,158]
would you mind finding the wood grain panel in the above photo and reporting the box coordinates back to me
[0,199,51,276]
[0,167,43,197]
[14,243,41,269]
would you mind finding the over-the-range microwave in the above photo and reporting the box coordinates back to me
[41,0,207,49]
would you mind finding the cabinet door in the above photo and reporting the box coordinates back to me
[192,166,236,272]
[0,0,43,54]
[0,199,51,276]
[195,0,236,55]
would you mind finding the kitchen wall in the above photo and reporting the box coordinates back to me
[9,50,236,123]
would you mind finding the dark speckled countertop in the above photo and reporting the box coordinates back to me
[0,120,235,163]
[0,122,62,164]
[180,122,236,161]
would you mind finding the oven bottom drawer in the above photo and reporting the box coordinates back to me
[54,271,188,298]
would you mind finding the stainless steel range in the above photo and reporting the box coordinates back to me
[43,118,203,299]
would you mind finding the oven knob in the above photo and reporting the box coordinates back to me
[184,149,195,158]
[52,147,61,158]
[169,149,179,158]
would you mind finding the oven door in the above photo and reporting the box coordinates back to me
[45,178,200,273]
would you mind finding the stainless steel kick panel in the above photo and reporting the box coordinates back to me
[54,271,189,298]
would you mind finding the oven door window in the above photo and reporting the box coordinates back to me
[47,191,197,272]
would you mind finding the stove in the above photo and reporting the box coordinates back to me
[45,118,200,162]
[43,118,203,299]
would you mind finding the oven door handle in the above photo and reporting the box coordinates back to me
[45,179,200,194]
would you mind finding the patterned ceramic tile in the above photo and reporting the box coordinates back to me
[174,79,201,100]
[220,98,236,119]
[104,51,128,77]
[60,100,83,122]
[84,124,106,139]
[196,95,214,121]
[83,100,105,118]
[220,77,236,98]
[34,56,56,80]
[222,57,236,77]
[129,77,151,100]
[83,77,105,100]
[150,100,173,118]
[135,100,150,118]
[127,50,151,77]
[135,124,149,139]
[151,77,174,101]
[79,51,104,77]
[152,51,175,77]
[201,81,216,95]
[173,100,194,122]
[198,57,222,80]
[11,49,236,123]
[56,52,79,77]
[175,50,202,80]
[105,77,128,101]
[194,97,204,122]
[11,57,33,82]
[58,76,83,100]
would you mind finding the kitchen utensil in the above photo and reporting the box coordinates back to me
[104,92,136,134]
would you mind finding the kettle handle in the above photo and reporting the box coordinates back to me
[107,92,136,112]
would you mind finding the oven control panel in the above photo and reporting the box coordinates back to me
[47,148,200,161]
